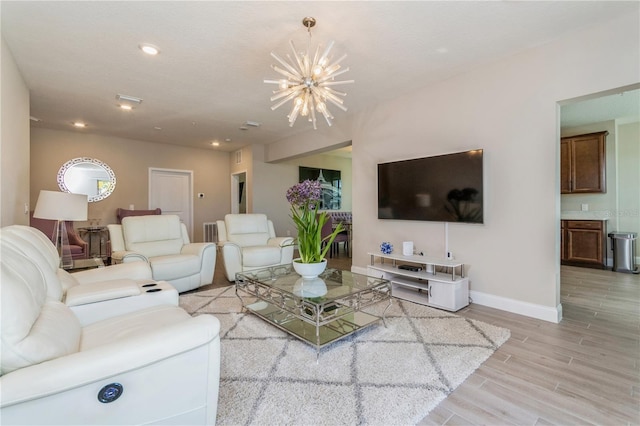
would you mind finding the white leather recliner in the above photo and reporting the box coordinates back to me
[0,227,221,425]
[216,213,294,281]
[1,225,178,326]
[108,215,217,293]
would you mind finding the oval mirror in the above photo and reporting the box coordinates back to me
[57,157,116,202]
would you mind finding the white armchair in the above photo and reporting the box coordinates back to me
[0,227,221,425]
[1,225,178,326]
[108,215,216,293]
[216,213,294,281]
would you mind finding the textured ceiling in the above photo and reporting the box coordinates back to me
[2,1,638,152]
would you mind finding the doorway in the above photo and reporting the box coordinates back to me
[231,171,247,214]
[149,168,194,239]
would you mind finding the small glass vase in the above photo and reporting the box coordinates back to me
[292,258,327,279]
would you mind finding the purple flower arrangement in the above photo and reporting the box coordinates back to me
[286,180,343,264]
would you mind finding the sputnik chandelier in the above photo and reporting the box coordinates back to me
[264,17,354,129]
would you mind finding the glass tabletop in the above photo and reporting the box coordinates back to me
[236,265,388,302]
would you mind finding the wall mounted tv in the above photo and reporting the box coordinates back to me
[378,149,484,224]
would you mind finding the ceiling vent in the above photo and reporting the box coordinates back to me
[116,94,143,105]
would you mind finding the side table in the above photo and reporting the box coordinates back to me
[78,226,108,260]
[65,257,105,272]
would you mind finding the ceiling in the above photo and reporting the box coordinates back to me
[2,1,638,152]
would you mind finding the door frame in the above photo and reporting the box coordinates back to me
[148,167,194,238]
[231,170,247,214]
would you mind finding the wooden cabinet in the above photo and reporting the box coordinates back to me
[561,131,607,194]
[561,220,607,269]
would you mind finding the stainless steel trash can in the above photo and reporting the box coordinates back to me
[608,232,638,273]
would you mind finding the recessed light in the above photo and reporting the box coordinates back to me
[436,47,448,54]
[73,122,86,128]
[211,141,220,147]
[30,116,41,122]
[119,104,133,111]
[153,126,162,131]
[225,138,232,142]
[139,43,159,55]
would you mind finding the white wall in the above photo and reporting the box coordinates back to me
[250,145,353,238]
[1,37,30,226]
[266,13,640,322]
[616,121,640,258]
[31,128,231,242]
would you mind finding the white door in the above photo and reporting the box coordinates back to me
[149,168,193,239]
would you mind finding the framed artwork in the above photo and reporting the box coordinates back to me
[299,166,341,210]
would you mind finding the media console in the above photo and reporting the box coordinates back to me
[367,252,469,312]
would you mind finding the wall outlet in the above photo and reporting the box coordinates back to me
[581,203,589,211]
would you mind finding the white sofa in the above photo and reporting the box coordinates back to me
[216,213,294,281]
[0,225,221,425]
[108,215,217,293]
[1,225,178,326]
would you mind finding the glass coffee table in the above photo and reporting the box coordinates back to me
[235,265,392,358]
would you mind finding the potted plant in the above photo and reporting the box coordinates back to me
[286,179,344,278]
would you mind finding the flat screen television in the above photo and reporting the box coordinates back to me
[378,149,484,224]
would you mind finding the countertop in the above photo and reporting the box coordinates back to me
[561,211,610,221]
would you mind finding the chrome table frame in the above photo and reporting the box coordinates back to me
[235,265,391,359]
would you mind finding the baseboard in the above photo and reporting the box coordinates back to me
[353,265,562,323]
[469,290,562,323]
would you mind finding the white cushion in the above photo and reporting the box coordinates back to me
[0,227,64,301]
[150,254,201,281]
[242,246,283,267]
[80,305,193,351]
[122,215,184,257]
[225,213,272,247]
[1,243,81,375]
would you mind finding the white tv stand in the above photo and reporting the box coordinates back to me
[367,252,469,312]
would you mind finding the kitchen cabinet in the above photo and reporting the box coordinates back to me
[561,220,607,269]
[561,131,607,194]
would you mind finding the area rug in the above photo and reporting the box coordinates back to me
[180,286,510,426]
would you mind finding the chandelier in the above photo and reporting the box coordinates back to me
[264,17,354,129]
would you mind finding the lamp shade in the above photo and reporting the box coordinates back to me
[33,190,88,221]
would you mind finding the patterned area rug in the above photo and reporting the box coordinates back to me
[180,286,510,426]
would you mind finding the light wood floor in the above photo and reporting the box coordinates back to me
[204,252,640,425]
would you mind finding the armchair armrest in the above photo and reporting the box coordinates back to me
[0,312,220,407]
[65,279,142,307]
[111,250,148,263]
[180,242,216,257]
[219,242,242,281]
[68,231,88,248]
[268,236,294,247]
[72,261,152,285]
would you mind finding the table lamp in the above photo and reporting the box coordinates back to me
[33,190,88,269]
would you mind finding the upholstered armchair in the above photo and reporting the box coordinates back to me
[108,215,216,292]
[0,228,221,425]
[216,213,294,281]
[29,211,88,260]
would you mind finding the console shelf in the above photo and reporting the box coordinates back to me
[367,252,469,312]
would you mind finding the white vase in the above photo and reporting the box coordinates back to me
[292,277,328,298]
[292,258,327,279]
